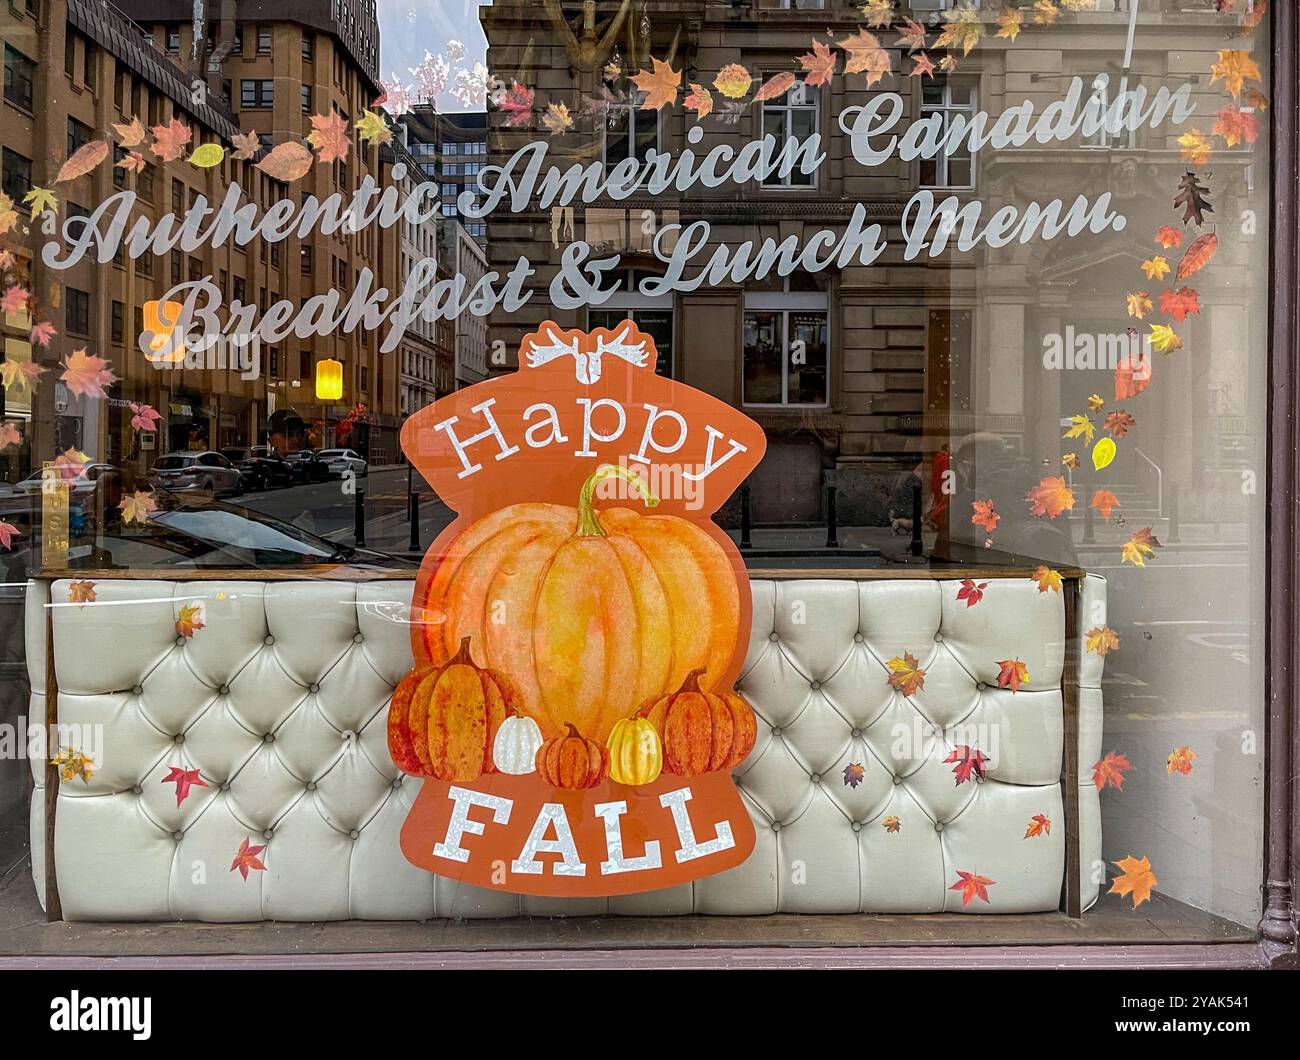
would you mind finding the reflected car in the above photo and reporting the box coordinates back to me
[220,446,294,492]
[0,463,116,498]
[150,452,243,497]
[286,448,332,484]
[318,449,368,478]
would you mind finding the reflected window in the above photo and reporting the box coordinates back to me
[920,77,976,190]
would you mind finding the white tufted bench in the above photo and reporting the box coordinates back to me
[25,570,1104,921]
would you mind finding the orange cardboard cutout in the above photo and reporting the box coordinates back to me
[394,321,765,896]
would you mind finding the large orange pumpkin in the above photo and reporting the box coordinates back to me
[536,723,608,790]
[414,465,740,743]
[392,638,512,782]
[644,668,758,777]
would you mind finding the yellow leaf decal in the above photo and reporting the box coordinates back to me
[22,186,58,218]
[1148,324,1182,354]
[1063,414,1096,445]
[1092,437,1117,471]
[188,143,225,169]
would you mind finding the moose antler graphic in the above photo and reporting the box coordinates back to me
[524,324,649,384]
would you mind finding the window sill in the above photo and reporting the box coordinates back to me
[3,96,35,120]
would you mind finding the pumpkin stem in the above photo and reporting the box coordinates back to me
[577,464,660,537]
[452,637,474,666]
[679,666,709,694]
[564,722,582,739]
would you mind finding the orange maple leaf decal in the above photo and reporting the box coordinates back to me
[886,651,926,697]
[1027,476,1075,519]
[231,837,267,880]
[230,130,261,161]
[1166,746,1197,775]
[1091,490,1121,522]
[842,762,866,789]
[1032,565,1063,594]
[307,111,351,162]
[176,602,206,638]
[1210,49,1262,100]
[838,29,891,86]
[996,658,1029,692]
[882,815,901,834]
[150,118,192,163]
[1092,750,1134,791]
[1214,105,1259,147]
[1108,855,1157,908]
[53,448,90,483]
[1024,814,1052,839]
[1159,287,1201,323]
[895,19,927,53]
[971,499,1000,533]
[1154,226,1183,249]
[949,870,995,907]
[634,57,683,109]
[800,40,838,87]
[944,745,989,786]
[1085,625,1120,656]
[68,579,96,605]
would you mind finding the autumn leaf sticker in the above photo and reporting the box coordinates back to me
[1027,476,1075,519]
[1092,751,1134,791]
[0,520,20,551]
[307,112,350,162]
[231,837,267,880]
[944,745,989,786]
[1167,746,1197,776]
[886,651,926,697]
[936,4,984,57]
[175,601,206,638]
[52,747,94,783]
[1121,527,1162,567]
[150,118,192,163]
[799,40,837,87]
[1032,565,1062,594]
[996,658,1029,692]
[842,762,866,789]
[630,56,683,110]
[1085,626,1120,657]
[882,815,901,834]
[1210,49,1262,100]
[949,870,995,907]
[684,84,714,119]
[1109,855,1157,909]
[838,30,891,85]
[61,349,117,399]
[68,579,96,606]
[256,142,314,183]
[1024,814,1052,839]
[712,62,752,101]
[119,490,157,526]
[971,499,1000,533]
[162,766,208,807]
[956,578,988,608]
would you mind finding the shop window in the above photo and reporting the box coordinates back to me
[920,77,977,190]
[258,28,272,55]
[4,44,35,111]
[761,78,818,188]
[110,300,124,345]
[65,287,90,336]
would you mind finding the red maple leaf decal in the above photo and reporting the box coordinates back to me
[944,744,989,785]
[162,766,208,808]
[949,870,996,906]
[956,578,988,608]
[230,837,267,880]
[1024,813,1052,839]
[996,658,1030,692]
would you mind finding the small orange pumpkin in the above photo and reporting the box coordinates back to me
[536,723,608,789]
[400,638,512,782]
[387,665,434,775]
[645,668,758,777]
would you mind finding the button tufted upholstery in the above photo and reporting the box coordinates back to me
[27,574,1103,921]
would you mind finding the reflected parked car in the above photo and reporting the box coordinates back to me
[318,449,368,478]
[220,446,294,491]
[150,451,243,497]
[0,462,116,498]
[286,448,331,484]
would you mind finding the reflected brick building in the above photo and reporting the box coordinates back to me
[480,0,1263,532]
